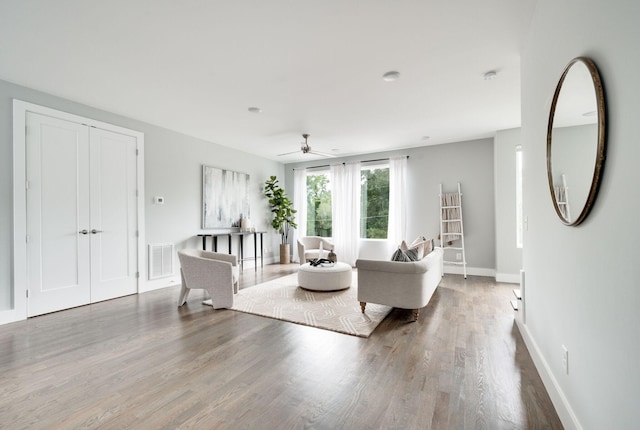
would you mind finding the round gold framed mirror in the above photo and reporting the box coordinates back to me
[547,57,606,226]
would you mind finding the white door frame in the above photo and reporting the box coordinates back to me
[3,100,145,325]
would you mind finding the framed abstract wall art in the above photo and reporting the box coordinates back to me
[202,165,250,229]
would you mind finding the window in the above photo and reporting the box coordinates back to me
[516,146,524,248]
[360,164,389,239]
[304,164,390,239]
[306,171,332,237]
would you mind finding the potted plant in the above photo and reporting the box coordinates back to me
[264,176,297,263]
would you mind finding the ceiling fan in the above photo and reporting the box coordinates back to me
[277,134,336,158]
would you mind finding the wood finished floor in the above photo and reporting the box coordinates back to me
[0,264,562,429]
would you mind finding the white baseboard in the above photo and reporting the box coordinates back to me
[443,265,496,278]
[141,274,181,293]
[495,273,521,284]
[0,308,26,325]
[515,319,582,430]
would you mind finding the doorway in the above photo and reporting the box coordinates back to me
[12,101,145,319]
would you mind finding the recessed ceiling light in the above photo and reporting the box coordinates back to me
[483,70,498,80]
[382,71,400,82]
[248,107,262,113]
[421,136,430,141]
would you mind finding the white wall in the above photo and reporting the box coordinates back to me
[284,138,496,275]
[0,79,283,317]
[520,1,640,428]
[494,128,522,282]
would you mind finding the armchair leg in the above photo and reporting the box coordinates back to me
[360,302,367,313]
[178,285,190,306]
[411,309,420,322]
[178,269,190,306]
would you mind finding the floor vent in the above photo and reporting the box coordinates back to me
[149,243,174,280]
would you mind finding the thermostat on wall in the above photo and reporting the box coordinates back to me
[154,196,165,205]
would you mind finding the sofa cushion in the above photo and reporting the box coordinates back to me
[391,247,420,262]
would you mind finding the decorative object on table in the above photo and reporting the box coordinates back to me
[264,176,297,264]
[328,248,337,263]
[202,165,250,229]
[309,258,334,267]
[240,214,252,232]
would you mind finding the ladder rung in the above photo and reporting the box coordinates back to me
[511,299,519,311]
[442,233,462,235]
[443,261,466,265]
[513,289,522,300]
[442,219,462,222]
[442,247,463,250]
[441,205,460,209]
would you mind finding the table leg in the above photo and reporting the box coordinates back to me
[239,235,244,271]
[228,234,232,254]
[213,236,218,252]
[201,235,207,250]
[260,233,264,267]
[253,233,258,271]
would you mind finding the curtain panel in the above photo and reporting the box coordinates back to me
[331,162,361,266]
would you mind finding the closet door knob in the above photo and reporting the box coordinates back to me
[91,229,103,234]
[79,229,89,235]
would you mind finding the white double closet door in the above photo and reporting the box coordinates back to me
[26,112,138,317]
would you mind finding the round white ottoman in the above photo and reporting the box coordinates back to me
[297,262,352,291]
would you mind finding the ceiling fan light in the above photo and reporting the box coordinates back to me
[382,71,400,82]
[483,70,498,80]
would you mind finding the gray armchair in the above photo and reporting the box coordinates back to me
[177,249,239,309]
[297,236,335,264]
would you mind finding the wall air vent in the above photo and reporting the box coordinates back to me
[148,243,174,280]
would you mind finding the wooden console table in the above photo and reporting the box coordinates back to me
[197,231,265,271]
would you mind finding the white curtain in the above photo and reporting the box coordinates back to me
[331,162,361,266]
[292,168,307,263]
[387,156,407,253]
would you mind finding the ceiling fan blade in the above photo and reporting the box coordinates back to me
[309,149,337,158]
[277,150,301,156]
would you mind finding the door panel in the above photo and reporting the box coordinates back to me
[26,114,139,315]
[27,113,91,316]
[89,128,138,302]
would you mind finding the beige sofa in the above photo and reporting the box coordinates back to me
[355,247,443,321]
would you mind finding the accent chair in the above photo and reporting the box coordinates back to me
[297,236,335,264]
[177,249,238,309]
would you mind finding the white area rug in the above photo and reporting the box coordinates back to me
[229,272,392,338]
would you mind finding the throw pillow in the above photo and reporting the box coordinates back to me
[391,248,411,262]
[400,238,425,259]
[424,238,434,254]
[391,247,420,262]
[409,236,428,259]
[404,247,420,261]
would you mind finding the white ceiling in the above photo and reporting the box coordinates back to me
[0,0,536,162]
